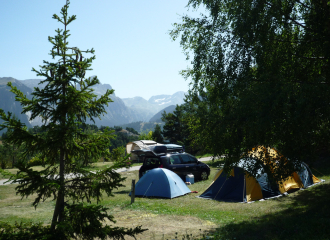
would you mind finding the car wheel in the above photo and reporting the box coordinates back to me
[200,171,208,181]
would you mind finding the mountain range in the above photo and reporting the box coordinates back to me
[122,91,185,121]
[0,77,185,131]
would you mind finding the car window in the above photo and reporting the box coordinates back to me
[180,155,191,164]
[180,155,198,164]
[188,156,198,164]
[169,155,182,165]
[144,157,161,166]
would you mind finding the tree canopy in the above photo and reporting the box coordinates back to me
[0,1,145,239]
[152,124,164,143]
[171,0,330,180]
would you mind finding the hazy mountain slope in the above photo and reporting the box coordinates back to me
[121,96,155,121]
[18,78,143,127]
[1,77,186,131]
[149,105,176,122]
[148,91,185,106]
[122,91,186,121]
[118,121,164,134]
[0,77,32,132]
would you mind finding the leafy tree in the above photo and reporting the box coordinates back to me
[0,144,10,169]
[0,1,145,239]
[110,146,126,162]
[138,131,153,140]
[152,124,163,143]
[1,138,24,168]
[161,105,185,144]
[114,126,123,132]
[161,104,198,153]
[171,0,330,180]
[126,127,139,135]
[1,119,25,169]
[109,131,139,152]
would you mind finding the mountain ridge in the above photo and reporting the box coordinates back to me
[0,77,186,129]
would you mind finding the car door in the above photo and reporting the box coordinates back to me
[167,155,185,177]
[180,154,199,176]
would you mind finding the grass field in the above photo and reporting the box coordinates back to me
[0,159,329,239]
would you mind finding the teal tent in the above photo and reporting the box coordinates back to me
[130,168,191,199]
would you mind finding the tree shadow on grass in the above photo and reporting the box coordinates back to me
[205,183,330,240]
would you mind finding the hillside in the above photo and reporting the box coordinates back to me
[122,91,186,122]
[118,121,164,134]
[18,78,144,127]
[0,77,32,133]
[1,77,186,132]
[148,104,176,122]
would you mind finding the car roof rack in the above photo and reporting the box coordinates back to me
[131,144,184,157]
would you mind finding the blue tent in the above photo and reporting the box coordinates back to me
[130,168,191,198]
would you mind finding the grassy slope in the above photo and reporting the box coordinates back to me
[0,160,329,239]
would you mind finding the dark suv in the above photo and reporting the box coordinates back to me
[134,146,210,181]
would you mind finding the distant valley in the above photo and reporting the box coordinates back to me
[0,77,184,132]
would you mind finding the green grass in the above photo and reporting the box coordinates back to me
[0,159,329,239]
[0,166,48,180]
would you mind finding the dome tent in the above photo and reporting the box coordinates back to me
[199,146,323,202]
[129,168,191,199]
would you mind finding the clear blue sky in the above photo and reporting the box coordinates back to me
[0,1,204,100]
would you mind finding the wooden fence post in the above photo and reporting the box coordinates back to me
[131,179,135,204]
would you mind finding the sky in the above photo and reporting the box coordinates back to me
[0,1,205,100]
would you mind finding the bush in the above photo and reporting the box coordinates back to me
[28,154,45,167]
[111,147,126,162]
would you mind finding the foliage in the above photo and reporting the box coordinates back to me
[0,222,52,240]
[1,162,330,239]
[161,105,185,144]
[161,104,198,154]
[126,127,139,135]
[151,124,163,143]
[0,134,24,169]
[114,126,122,132]
[118,121,165,135]
[171,0,330,180]
[109,131,139,152]
[0,1,145,239]
[110,146,126,162]
[0,144,10,169]
[138,131,153,141]
[28,153,45,167]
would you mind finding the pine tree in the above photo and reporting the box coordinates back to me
[0,1,145,239]
[152,124,163,143]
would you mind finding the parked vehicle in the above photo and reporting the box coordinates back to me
[133,146,210,181]
[126,140,184,162]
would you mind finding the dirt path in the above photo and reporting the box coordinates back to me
[0,157,214,186]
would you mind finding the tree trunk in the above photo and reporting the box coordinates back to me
[51,148,66,230]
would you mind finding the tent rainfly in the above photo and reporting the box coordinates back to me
[129,168,191,199]
[199,146,324,203]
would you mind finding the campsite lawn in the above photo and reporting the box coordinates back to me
[0,159,329,239]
